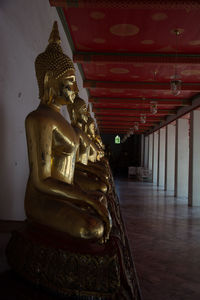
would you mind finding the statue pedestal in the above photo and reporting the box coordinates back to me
[6,222,121,299]
[6,182,142,299]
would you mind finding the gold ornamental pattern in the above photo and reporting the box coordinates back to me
[6,230,120,298]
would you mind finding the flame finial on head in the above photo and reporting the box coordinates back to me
[48,21,61,45]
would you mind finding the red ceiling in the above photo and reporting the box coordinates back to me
[50,0,200,134]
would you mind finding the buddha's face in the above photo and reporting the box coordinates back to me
[97,149,104,161]
[78,104,88,124]
[89,122,95,137]
[61,69,78,104]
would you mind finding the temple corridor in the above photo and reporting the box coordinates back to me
[115,178,200,300]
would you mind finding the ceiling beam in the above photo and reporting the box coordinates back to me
[74,51,200,65]
[84,80,200,92]
[93,107,176,115]
[99,125,156,129]
[96,116,164,121]
[99,122,147,126]
[92,103,186,109]
[99,126,153,131]
[95,111,172,119]
[90,97,190,107]
[98,120,156,125]
[97,121,161,126]
[100,130,145,134]
[95,112,173,117]
[100,127,144,131]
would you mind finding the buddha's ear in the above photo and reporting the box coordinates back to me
[43,71,55,103]
[44,71,54,87]
[87,104,90,116]
[44,71,53,86]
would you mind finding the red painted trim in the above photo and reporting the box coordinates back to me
[49,0,67,7]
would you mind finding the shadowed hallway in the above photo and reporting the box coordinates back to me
[116,178,200,300]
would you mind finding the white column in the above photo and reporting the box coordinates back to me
[175,118,189,197]
[148,134,153,171]
[157,127,166,187]
[153,131,158,184]
[140,134,144,167]
[165,123,175,191]
[188,110,200,206]
[144,135,149,169]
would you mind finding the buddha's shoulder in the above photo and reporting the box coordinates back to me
[25,106,55,123]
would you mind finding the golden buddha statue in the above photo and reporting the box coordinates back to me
[67,96,108,194]
[6,21,140,300]
[25,21,111,243]
[87,117,110,179]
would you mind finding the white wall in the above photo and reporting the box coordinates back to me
[0,0,88,220]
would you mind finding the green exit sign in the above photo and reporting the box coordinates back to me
[115,135,120,144]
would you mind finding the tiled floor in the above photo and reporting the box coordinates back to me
[115,178,200,300]
[1,179,200,299]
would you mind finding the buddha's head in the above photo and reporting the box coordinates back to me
[87,117,96,138]
[97,149,105,161]
[96,134,105,150]
[35,21,78,105]
[68,96,88,125]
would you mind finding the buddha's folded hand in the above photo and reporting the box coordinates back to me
[90,195,112,243]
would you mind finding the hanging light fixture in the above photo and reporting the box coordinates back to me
[134,122,139,131]
[129,129,134,135]
[140,113,146,124]
[150,101,157,115]
[170,29,182,96]
[140,97,146,124]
